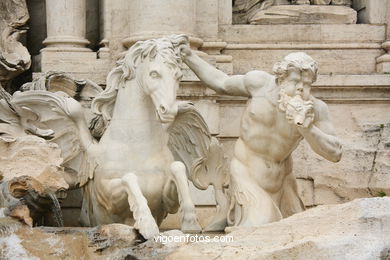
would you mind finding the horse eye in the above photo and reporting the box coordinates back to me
[150,71,160,78]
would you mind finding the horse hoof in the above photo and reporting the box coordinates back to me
[137,218,160,240]
[181,218,202,233]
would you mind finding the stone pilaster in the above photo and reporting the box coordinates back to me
[42,0,90,52]
[376,1,390,73]
[97,0,110,58]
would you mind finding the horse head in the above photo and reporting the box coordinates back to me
[92,35,188,125]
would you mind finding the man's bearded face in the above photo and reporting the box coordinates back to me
[279,67,314,101]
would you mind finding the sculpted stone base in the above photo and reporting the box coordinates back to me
[3,198,389,259]
[249,5,357,24]
[0,136,69,226]
[168,198,390,259]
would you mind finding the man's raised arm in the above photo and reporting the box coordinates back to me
[180,45,250,97]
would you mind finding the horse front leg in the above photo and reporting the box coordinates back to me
[170,161,202,233]
[121,173,160,239]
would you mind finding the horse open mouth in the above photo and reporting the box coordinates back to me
[155,102,178,124]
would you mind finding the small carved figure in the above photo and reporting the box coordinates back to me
[311,0,351,5]
[292,0,311,5]
[233,0,289,23]
[233,0,352,24]
[180,45,342,227]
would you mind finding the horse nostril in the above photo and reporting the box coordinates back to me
[160,105,167,114]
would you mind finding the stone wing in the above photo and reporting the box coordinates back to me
[10,90,97,186]
[168,102,228,190]
[21,71,105,139]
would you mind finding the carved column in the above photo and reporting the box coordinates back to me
[42,0,90,52]
[98,0,110,57]
[376,1,390,73]
[122,0,202,50]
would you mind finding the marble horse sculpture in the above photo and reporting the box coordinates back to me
[4,35,229,238]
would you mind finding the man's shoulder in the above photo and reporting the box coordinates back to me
[312,97,328,110]
[243,70,274,94]
[312,96,330,121]
[245,70,273,82]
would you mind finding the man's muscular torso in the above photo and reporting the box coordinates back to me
[181,47,342,226]
[233,73,319,194]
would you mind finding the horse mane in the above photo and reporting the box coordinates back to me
[90,35,188,130]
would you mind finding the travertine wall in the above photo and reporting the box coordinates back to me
[24,0,390,228]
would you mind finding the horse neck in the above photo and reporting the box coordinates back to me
[102,79,168,150]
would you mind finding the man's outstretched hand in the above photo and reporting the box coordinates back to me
[178,42,192,58]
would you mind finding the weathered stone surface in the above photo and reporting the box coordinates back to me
[353,0,388,24]
[0,135,67,192]
[42,0,90,52]
[167,198,390,260]
[0,221,219,259]
[160,206,217,230]
[0,0,31,86]
[250,5,357,24]
[0,135,68,226]
[14,198,386,259]
[293,104,390,205]
[0,222,183,259]
[225,49,382,75]
[219,24,385,44]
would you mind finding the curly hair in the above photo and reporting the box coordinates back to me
[273,52,318,85]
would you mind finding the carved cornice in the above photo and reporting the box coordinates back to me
[178,75,390,104]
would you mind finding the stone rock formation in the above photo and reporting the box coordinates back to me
[1,197,389,259]
[295,116,390,207]
[0,135,68,226]
[167,197,390,260]
[0,0,31,89]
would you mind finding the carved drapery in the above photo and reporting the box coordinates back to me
[233,0,352,24]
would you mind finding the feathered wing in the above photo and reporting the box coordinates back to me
[21,71,105,139]
[0,87,24,141]
[168,102,211,188]
[10,90,97,187]
[167,102,230,231]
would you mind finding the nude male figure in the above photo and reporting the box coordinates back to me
[180,47,342,227]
